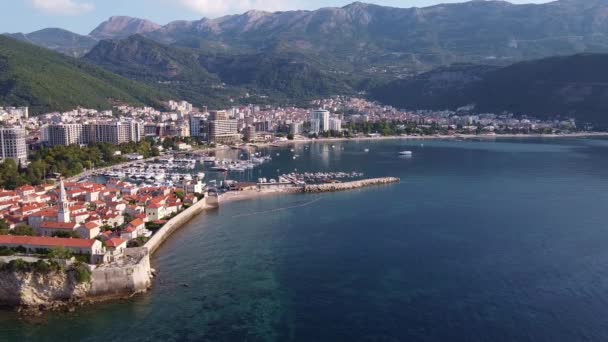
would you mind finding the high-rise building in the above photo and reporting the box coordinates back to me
[329,117,342,132]
[290,122,302,135]
[310,119,321,135]
[206,120,239,144]
[43,123,88,146]
[189,115,206,137]
[209,110,229,121]
[0,127,27,165]
[42,121,143,146]
[205,110,240,144]
[312,110,330,132]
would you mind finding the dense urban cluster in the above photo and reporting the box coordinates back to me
[0,177,201,265]
[0,99,582,169]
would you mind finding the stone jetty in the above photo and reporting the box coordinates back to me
[303,177,400,193]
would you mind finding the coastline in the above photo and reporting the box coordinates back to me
[268,132,608,146]
[206,132,608,152]
[6,129,605,313]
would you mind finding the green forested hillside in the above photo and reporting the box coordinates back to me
[0,36,167,114]
[370,54,608,126]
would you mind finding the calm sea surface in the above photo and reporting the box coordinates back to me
[3,138,608,341]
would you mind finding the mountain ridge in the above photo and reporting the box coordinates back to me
[0,36,168,114]
[7,0,608,74]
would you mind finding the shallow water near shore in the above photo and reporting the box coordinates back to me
[4,138,608,341]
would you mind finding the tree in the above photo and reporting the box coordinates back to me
[51,231,80,238]
[48,247,73,260]
[10,225,36,236]
[0,219,10,235]
[174,190,185,201]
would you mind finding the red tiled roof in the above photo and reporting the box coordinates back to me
[41,221,77,230]
[129,218,144,227]
[0,235,96,248]
[29,209,59,217]
[105,237,126,248]
[84,221,100,230]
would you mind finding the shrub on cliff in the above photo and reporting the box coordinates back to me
[1,259,32,272]
[70,262,92,284]
[0,246,14,256]
[48,247,73,260]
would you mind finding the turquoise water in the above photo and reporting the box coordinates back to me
[3,138,608,341]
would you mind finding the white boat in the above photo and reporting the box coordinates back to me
[364,148,370,152]
[399,151,413,156]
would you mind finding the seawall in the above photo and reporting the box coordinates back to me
[303,177,400,193]
[145,196,211,255]
[89,248,152,299]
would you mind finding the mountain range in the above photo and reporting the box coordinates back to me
[7,0,608,72]
[2,0,608,124]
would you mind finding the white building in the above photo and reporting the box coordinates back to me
[42,121,143,146]
[312,110,330,132]
[329,117,342,132]
[310,119,321,135]
[0,127,27,165]
[290,122,302,135]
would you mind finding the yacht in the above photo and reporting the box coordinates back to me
[399,151,413,156]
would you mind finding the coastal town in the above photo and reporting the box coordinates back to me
[0,97,595,309]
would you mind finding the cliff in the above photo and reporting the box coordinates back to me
[0,269,90,308]
[0,249,152,311]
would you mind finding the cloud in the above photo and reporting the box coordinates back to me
[30,0,94,16]
[174,0,302,17]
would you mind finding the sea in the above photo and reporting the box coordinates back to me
[3,137,608,341]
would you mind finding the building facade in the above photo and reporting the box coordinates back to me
[42,121,144,146]
[0,127,27,165]
[312,110,330,132]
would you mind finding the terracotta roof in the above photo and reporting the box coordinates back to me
[41,221,77,230]
[84,221,100,230]
[0,235,96,248]
[129,218,145,227]
[105,237,126,248]
[29,208,59,217]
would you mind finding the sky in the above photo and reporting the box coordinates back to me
[1,0,554,35]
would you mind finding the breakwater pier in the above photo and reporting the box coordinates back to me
[302,177,400,193]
